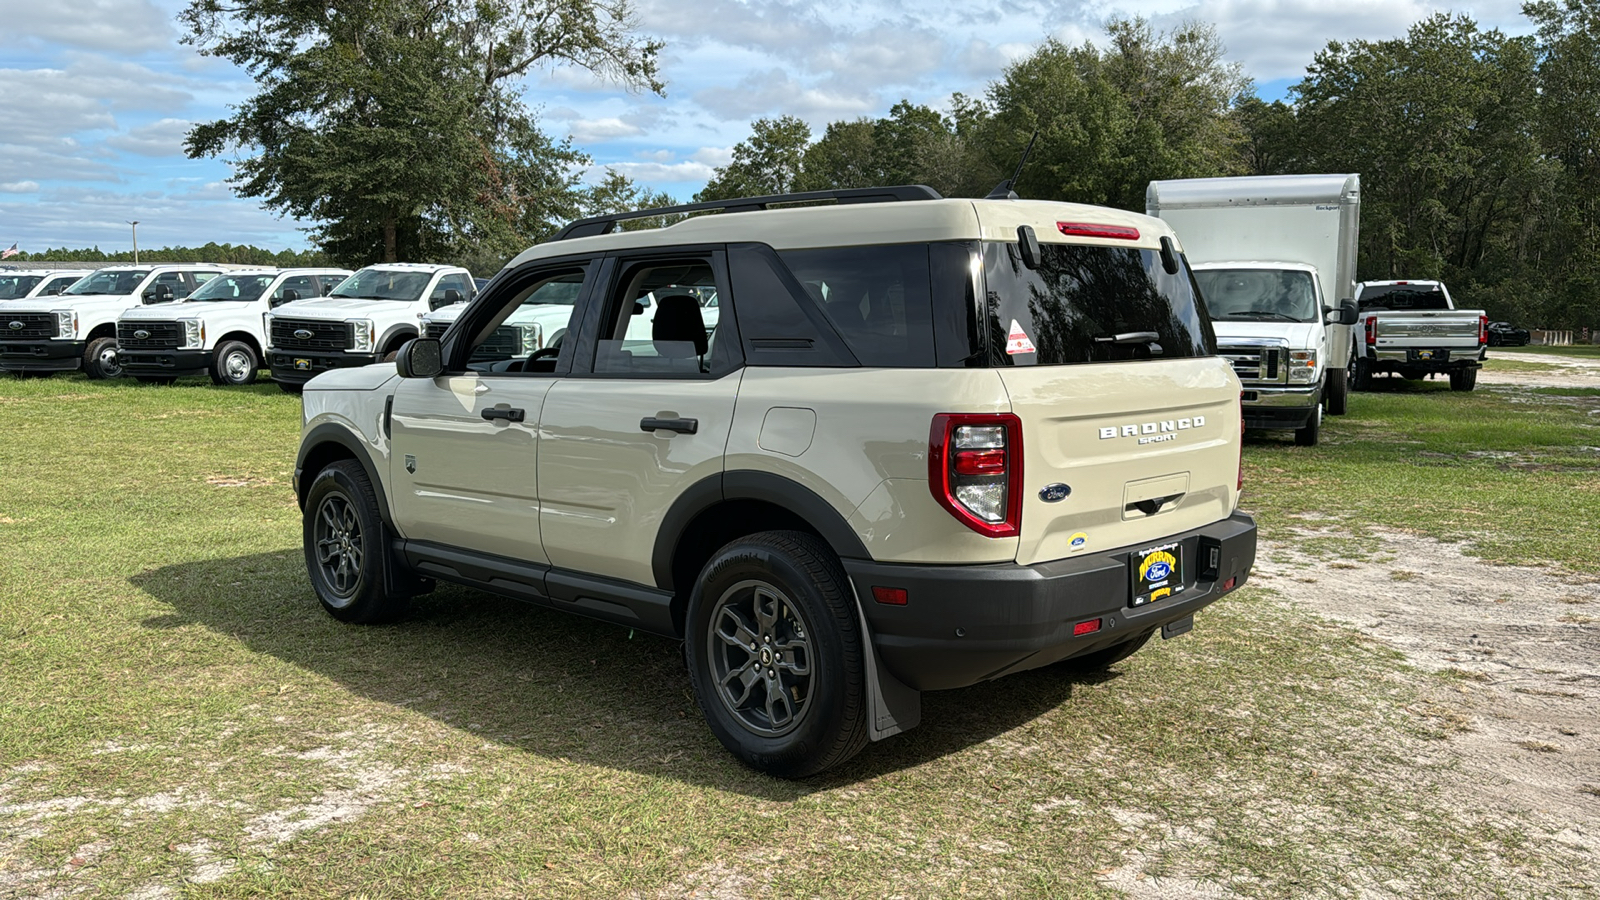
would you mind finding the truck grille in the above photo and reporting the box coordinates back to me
[2,313,57,340]
[424,322,450,340]
[271,317,351,351]
[117,321,182,350]
[1219,345,1287,384]
[428,322,523,360]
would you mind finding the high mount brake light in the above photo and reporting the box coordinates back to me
[929,413,1023,538]
[1057,222,1140,241]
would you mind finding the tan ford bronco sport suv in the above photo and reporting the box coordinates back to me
[292,185,1258,777]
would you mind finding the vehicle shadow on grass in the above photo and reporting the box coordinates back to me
[131,551,1111,799]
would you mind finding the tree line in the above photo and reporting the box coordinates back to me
[697,8,1600,331]
[11,244,330,266]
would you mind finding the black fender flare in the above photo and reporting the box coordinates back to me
[294,422,394,528]
[650,469,871,592]
[377,323,418,355]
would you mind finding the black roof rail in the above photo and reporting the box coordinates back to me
[550,184,943,241]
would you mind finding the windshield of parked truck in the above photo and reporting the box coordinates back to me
[981,242,1214,366]
[1193,268,1319,323]
[189,274,276,302]
[0,275,43,299]
[329,268,430,301]
[64,270,151,296]
[1357,284,1450,311]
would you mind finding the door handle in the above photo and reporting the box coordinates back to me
[481,407,525,423]
[640,416,698,435]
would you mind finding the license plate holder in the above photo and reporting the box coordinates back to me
[1130,542,1185,608]
[293,358,312,371]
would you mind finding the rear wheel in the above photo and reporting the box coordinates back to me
[211,340,259,385]
[1352,356,1374,391]
[1449,367,1477,392]
[1324,367,1348,415]
[685,531,869,778]
[1294,404,1321,446]
[1054,630,1154,674]
[83,337,122,379]
[303,460,406,623]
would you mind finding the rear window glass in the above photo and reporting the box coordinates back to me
[981,242,1213,366]
[1357,284,1449,311]
[777,245,934,367]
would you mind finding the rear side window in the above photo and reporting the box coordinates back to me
[981,242,1213,366]
[777,245,935,367]
[1357,285,1449,311]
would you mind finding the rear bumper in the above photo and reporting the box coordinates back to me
[121,348,211,376]
[1371,348,1484,371]
[846,512,1257,691]
[269,349,379,384]
[1240,384,1320,430]
[0,339,83,371]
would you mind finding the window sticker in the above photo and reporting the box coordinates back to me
[1005,319,1036,355]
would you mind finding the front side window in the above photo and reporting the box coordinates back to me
[191,274,276,302]
[272,275,319,303]
[65,270,151,296]
[1193,269,1319,323]
[151,272,191,301]
[41,275,81,295]
[456,269,586,374]
[330,268,430,302]
[0,275,42,299]
[981,242,1213,366]
[593,259,726,375]
[777,245,934,367]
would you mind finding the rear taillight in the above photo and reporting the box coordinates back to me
[929,413,1023,538]
[1479,314,1488,346]
[1364,316,1377,346]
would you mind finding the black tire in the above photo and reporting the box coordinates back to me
[685,531,869,778]
[1054,630,1154,674]
[276,380,303,394]
[1324,367,1349,415]
[210,340,259,386]
[1294,404,1321,446]
[135,376,177,385]
[302,460,406,624]
[83,336,122,379]
[1352,356,1374,392]
[1449,367,1477,392]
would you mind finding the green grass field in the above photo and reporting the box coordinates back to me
[1,372,1596,897]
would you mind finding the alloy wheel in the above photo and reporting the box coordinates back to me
[313,494,364,606]
[706,579,815,736]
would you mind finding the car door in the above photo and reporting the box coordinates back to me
[537,249,743,588]
[388,261,594,564]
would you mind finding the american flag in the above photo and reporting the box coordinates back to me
[0,243,17,260]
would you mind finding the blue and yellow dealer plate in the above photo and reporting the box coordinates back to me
[1131,542,1185,607]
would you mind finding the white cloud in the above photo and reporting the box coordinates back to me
[0,181,42,193]
[590,160,719,184]
[106,118,193,157]
[695,69,879,122]
[566,117,645,142]
[689,146,733,166]
[10,0,173,53]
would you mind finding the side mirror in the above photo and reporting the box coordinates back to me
[1333,299,1358,326]
[144,283,175,304]
[44,287,63,296]
[1016,225,1041,270]
[443,288,464,305]
[394,338,442,378]
[277,289,300,306]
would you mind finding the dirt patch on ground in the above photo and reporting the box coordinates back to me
[1255,529,1600,849]
[1479,350,1600,388]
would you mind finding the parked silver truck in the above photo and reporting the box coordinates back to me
[1351,280,1486,391]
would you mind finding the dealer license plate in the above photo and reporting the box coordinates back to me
[294,358,312,371]
[1131,542,1185,607]
[1415,350,1435,360]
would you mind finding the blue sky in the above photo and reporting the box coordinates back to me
[2,0,1529,253]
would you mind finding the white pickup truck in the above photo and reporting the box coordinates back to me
[0,269,92,301]
[117,267,352,385]
[0,264,225,378]
[265,263,474,392]
[1351,280,1486,392]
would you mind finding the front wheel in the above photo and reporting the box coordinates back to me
[685,531,869,778]
[302,460,406,624]
[83,337,122,379]
[211,340,259,385]
[1294,404,1321,446]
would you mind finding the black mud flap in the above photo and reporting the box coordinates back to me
[1162,616,1194,640]
[851,587,921,741]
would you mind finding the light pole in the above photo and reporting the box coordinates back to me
[127,221,139,265]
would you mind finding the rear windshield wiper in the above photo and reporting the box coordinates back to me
[1094,331,1160,344]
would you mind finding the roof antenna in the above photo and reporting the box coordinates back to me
[985,130,1038,200]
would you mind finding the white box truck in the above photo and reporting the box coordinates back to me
[1147,174,1361,446]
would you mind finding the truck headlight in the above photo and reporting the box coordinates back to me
[1289,349,1319,382]
[517,323,543,355]
[350,319,374,352]
[180,319,204,349]
[53,310,76,339]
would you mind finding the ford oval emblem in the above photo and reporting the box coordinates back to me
[133,329,150,340]
[7,321,21,331]
[293,328,314,340]
[1039,483,1072,503]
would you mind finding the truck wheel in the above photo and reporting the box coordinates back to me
[1294,404,1321,447]
[83,337,122,379]
[302,460,406,624]
[1325,368,1349,415]
[211,340,259,386]
[1449,368,1477,392]
[276,380,303,394]
[1054,630,1154,674]
[685,531,869,778]
[1352,357,1373,391]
